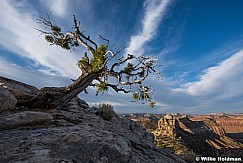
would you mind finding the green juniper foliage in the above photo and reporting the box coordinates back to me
[96,81,108,94]
[132,85,156,108]
[132,92,139,100]
[124,63,134,80]
[89,45,107,73]
[51,26,61,35]
[37,15,162,109]
[97,103,116,120]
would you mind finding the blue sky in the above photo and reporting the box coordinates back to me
[0,0,243,114]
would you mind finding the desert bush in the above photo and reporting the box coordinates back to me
[96,103,116,120]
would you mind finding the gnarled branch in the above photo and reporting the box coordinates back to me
[34,14,161,109]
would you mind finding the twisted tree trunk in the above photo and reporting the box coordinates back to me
[50,73,99,108]
[30,72,99,109]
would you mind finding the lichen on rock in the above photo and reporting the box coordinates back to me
[0,76,185,163]
[0,87,17,112]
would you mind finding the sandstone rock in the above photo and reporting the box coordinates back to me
[63,97,89,109]
[51,119,75,126]
[0,76,39,105]
[0,76,185,162]
[0,116,185,163]
[164,114,173,120]
[77,98,89,109]
[155,115,176,138]
[87,106,98,114]
[180,114,189,120]
[0,87,17,112]
[0,111,53,130]
[52,110,84,125]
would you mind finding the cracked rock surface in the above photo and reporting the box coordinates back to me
[0,76,185,163]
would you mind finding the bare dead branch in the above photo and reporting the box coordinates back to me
[99,35,109,45]
[34,14,161,109]
[110,54,134,71]
[73,15,98,51]
[106,83,130,93]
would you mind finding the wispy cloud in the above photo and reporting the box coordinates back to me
[133,49,243,114]
[45,0,68,18]
[179,50,243,98]
[0,1,80,78]
[1,1,242,115]
[160,50,243,114]
[0,1,153,114]
[0,58,69,88]
[89,101,130,109]
[126,0,171,55]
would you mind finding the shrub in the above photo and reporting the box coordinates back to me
[96,103,116,120]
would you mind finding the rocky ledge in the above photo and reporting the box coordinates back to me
[0,76,185,163]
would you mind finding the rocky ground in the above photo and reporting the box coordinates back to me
[0,76,185,163]
[125,113,243,160]
[193,114,243,143]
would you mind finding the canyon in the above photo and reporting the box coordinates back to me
[0,76,185,163]
[1,76,242,162]
[122,113,243,161]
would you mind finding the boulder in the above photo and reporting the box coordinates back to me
[52,110,84,125]
[0,87,17,112]
[0,76,186,162]
[0,111,53,130]
[63,96,89,109]
[0,76,39,105]
[0,114,185,163]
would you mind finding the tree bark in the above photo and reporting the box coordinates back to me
[50,73,99,108]
[30,73,99,109]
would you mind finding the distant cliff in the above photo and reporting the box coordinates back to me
[215,116,243,143]
[0,76,185,163]
[127,113,243,159]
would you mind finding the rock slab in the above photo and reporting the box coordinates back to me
[0,76,39,105]
[0,76,185,163]
[0,111,53,130]
[0,87,17,112]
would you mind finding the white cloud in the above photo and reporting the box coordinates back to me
[126,0,170,55]
[180,50,243,98]
[1,1,242,115]
[0,1,155,114]
[0,1,80,78]
[139,49,243,114]
[89,101,130,108]
[0,58,69,88]
[45,0,68,17]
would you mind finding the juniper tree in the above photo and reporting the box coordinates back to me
[30,15,161,109]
